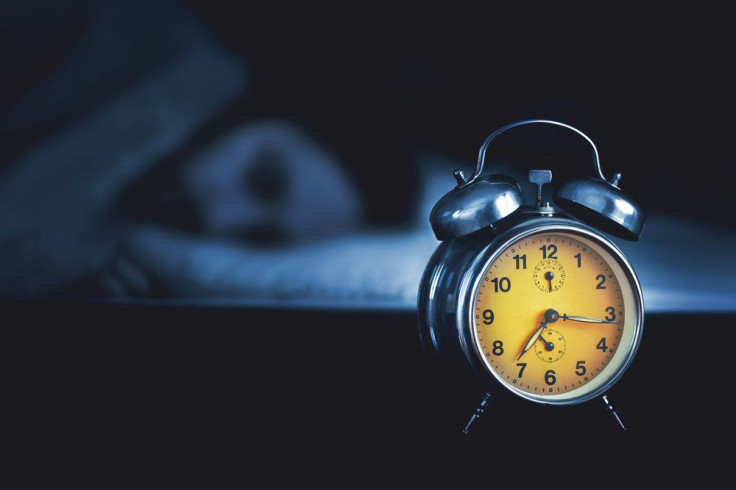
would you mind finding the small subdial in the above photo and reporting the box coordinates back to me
[534,329,566,363]
[533,259,566,292]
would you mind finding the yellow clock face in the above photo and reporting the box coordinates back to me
[472,228,641,403]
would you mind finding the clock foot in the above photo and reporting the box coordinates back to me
[602,395,627,431]
[462,392,492,435]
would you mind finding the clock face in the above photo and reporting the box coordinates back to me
[471,227,642,404]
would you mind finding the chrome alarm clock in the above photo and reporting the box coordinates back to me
[417,120,644,431]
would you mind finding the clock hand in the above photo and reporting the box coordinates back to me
[545,271,554,292]
[537,332,554,351]
[517,321,547,360]
[517,309,560,360]
[561,314,622,325]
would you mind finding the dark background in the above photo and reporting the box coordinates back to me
[3,1,735,478]
[4,2,734,225]
[178,1,735,225]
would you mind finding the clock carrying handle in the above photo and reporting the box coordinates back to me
[460,119,612,187]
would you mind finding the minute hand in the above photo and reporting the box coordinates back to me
[561,314,622,325]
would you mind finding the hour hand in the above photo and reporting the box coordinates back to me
[517,322,547,360]
[561,314,621,325]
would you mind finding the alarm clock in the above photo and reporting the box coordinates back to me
[417,120,644,432]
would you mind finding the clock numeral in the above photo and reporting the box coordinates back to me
[539,244,558,260]
[482,309,494,325]
[516,362,527,378]
[595,274,607,289]
[492,340,504,356]
[575,360,587,376]
[605,306,616,322]
[596,338,608,352]
[544,369,557,386]
[513,254,527,269]
[574,253,582,268]
[491,277,511,293]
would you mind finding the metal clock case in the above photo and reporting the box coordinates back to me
[418,216,643,405]
[417,120,645,429]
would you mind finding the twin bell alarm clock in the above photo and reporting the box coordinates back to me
[417,119,645,432]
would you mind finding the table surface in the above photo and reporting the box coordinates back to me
[10,302,731,477]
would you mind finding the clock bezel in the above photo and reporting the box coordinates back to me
[456,218,644,406]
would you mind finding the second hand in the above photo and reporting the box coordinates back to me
[538,332,554,351]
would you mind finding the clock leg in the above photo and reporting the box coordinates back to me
[602,395,627,431]
[462,392,492,435]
